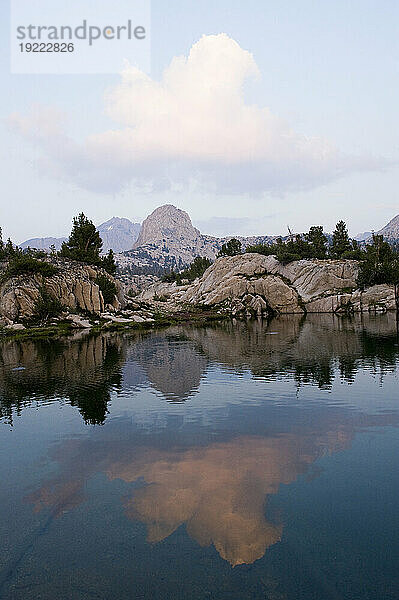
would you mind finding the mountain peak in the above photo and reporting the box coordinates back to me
[97,217,141,252]
[134,204,200,248]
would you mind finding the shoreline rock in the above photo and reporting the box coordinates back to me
[138,254,397,317]
[0,258,124,325]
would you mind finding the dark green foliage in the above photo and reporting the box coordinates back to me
[3,256,58,280]
[101,249,117,275]
[357,234,399,288]
[162,256,212,285]
[246,227,328,264]
[162,270,180,283]
[59,213,116,274]
[341,239,364,260]
[245,243,275,256]
[60,213,103,264]
[182,256,212,280]
[5,238,15,257]
[95,274,117,304]
[330,220,352,258]
[32,287,64,322]
[0,228,4,260]
[0,233,19,260]
[304,226,328,259]
[218,238,242,257]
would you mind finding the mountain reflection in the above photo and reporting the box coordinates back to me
[26,409,398,566]
[5,313,397,565]
[0,313,398,424]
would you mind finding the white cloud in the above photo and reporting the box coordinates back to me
[8,33,387,195]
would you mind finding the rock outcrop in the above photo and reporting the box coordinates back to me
[138,254,397,317]
[125,205,221,271]
[0,259,123,324]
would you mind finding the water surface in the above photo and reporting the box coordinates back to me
[1,314,399,599]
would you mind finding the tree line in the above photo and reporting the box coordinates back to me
[164,220,399,294]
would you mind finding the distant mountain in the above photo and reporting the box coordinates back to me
[353,214,399,243]
[20,217,141,253]
[353,231,372,242]
[19,237,66,251]
[376,214,399,241]
[97,217,141,252]
[118,204,276,274]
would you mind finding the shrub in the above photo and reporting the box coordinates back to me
[245,243,275,256]
[100,249,117,275]
[3,256,58,280]
[162,256,212,286]
[246,227,328,264]
[95,274,117,305]
[32,287,63,322]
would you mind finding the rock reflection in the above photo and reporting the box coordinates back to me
[0,332,124,424]
[1,313,399,424]
[184,313,399,389]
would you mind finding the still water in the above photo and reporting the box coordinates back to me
[0,314,399,599]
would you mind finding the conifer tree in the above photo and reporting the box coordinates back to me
[60,213,103,264]
[331,220,352,258]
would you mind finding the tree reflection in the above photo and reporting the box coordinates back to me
[1,313,399,424]
[0,333,124,425]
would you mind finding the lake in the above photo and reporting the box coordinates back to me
[0,314,399,599]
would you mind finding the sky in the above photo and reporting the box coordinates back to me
[1,0,398,243]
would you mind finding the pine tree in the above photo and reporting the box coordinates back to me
[0,228,4,259]
[305,226,328,259]
[331,220,352,258]
[357,234,399,289]
[218,238,242,257]
[101,249,117,275]
[60,213,102,264]
[5,238,14,257]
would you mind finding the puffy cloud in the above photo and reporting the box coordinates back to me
[9,34,385,195]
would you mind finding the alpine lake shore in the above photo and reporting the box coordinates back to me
[0,252,398,342]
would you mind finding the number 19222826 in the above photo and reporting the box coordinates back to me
[19,43,74,52]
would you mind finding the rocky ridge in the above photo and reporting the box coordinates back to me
[138,254,397,317]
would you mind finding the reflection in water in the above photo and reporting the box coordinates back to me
[1,314,399,599]
[1,313,398,425]
[126,332,208,401]
[0,332,124,424]
[25,408,398,566]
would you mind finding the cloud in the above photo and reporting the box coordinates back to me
[9,34,387,195]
